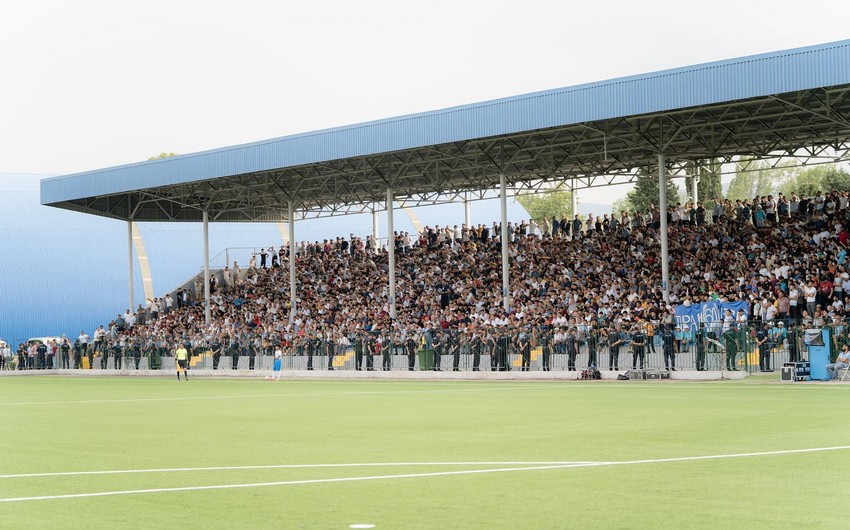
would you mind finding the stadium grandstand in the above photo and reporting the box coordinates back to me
[12,39,850,377]
[0,172,529,350]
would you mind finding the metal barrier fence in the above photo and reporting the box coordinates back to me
[4,319,847,374]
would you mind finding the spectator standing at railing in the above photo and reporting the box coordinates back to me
[17,343,26,370]
[110,340,122,370]
[77,330,89,367]
[631,325,646,370]
[59,337,70,369]
[644,320,656,355]
[352,331,365,371]
[723,325,739,371]
[35,341,46,370]
[756,324,770,372]
[538,327,551,371]
[516,328,531,372]
[564,328,578,371]
[607,325,622,371]
[430,330,443,371]
[0,342,9,370]
[662,324,676,371]
[405,330,417,371]
[694,323,707,371]
[210,337,223,370]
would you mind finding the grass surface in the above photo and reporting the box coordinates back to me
[1,375,847,529]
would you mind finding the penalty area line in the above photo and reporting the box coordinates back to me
[1,445,849,503]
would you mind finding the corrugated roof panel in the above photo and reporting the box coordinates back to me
[41,40,850,206]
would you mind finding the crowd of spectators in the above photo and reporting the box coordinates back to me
[11,189,850,373]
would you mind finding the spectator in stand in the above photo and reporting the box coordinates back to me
[82,189,848,372]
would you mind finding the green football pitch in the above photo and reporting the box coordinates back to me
[1,375,847,529]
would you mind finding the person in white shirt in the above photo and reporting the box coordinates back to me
[788,284,800,319]
[804,281,818,316]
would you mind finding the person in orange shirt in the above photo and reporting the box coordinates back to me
[644,320,656,355]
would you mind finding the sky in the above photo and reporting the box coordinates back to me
[2,0,848,206]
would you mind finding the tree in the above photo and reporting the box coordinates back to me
[515,184,574,221]
[779,165,850,196]
[726,158,796,201]
[823,166,850,192]
[685,159,723,204]
[611,197,629,216]
[725,171,756,202]
[616,169,681,213]
[148,152,179,160]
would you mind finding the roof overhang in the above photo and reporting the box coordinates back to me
[42,40,850,222]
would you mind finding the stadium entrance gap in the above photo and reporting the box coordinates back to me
[41,40,850,324]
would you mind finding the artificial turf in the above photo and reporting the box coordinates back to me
[1,375,846,529]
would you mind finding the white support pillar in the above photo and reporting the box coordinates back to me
[500,173,510,313]
[464,192,471,227]
[203,210,211,325]
[387,188,397,320]
[571,181,578,216]
[691,175,699,206]
[288,201,297,323]
[127,220,134,312]
[658,155,670,304]
[372,207,379,248]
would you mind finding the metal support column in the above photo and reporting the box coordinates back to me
[387,188,396,319]
[127,220,134,311]
[203,210,211,325]
[500,173,510,313]
[288,201,297,323]
[464,192,471,227]
[372,207,379,250]
[658,155,670,303]
[571,181,578,216]
[691,175,700,206]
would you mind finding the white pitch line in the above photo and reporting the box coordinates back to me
[0,463,594,503]
[0,462,602,480]
[1,446,848,503]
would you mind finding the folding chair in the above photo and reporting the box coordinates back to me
[839,364,850,382]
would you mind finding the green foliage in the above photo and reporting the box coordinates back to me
[617,169,681,213]
[148,152,179,160]
[779,165,850,196]
[726,171,757,202]
[726,159,797,201]
[685,159,723,204]
[611,197,629,216]
[515,184,574,221]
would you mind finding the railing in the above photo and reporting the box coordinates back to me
[4,320,846,374]
[205,246,266,270]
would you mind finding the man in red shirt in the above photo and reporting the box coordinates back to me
[818,277,834,309]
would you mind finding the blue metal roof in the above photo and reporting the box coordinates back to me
[40,39,850,221]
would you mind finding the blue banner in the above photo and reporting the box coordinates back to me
[674,300,749,332]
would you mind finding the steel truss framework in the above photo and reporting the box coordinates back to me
[55,84,850,222]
